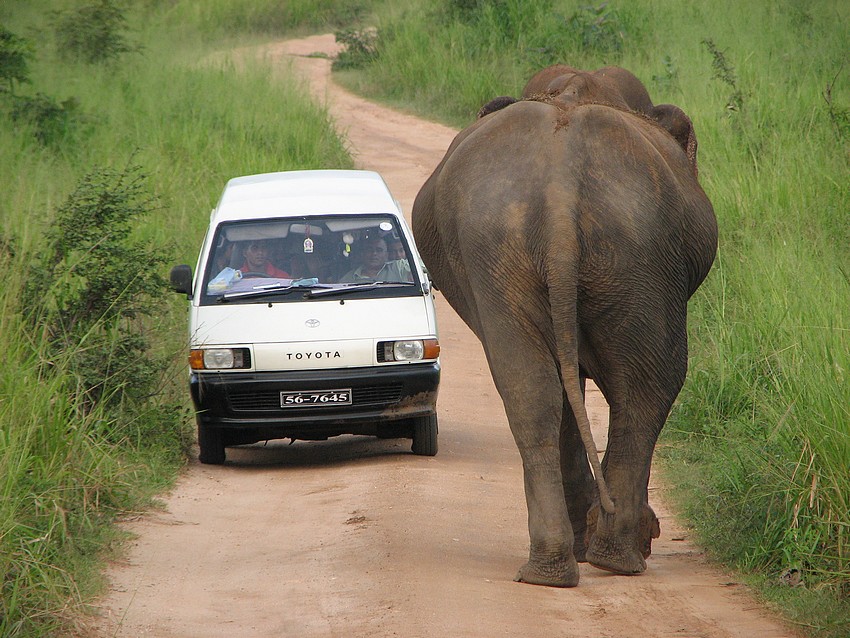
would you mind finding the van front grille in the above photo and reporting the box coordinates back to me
[228,384,404,412]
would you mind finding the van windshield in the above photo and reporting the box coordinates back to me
[200,215,420,304]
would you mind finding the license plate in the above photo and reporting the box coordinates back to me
[280,389,352,408]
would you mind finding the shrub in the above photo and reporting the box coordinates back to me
[7,92,82,146]
[22,162,171,415]
[652,55,679,94]
[333,28,379,70]
[703,38,745,114]
[566,3,626,56]
[823,67,850,141]
[0,24,32,92]
[52,0,136,64]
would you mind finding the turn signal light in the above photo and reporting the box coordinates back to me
[189,348,251,370]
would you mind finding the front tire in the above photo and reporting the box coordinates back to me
[411,414,438,456]
[198,423,226,465]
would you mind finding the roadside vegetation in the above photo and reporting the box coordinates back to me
[0,0,359,634]
[1,0,846,635]
[331,0,849,635]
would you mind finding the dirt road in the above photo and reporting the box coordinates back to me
[95,35,796,637]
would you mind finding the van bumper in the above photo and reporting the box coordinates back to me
[190,362,439,442]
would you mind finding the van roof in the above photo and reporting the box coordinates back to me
[212,170,400,222]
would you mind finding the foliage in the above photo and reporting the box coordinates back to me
[0,167,184,635]
[823,66,850,141]
[565,3,625,55]
[1,0,355,631]
[51,0,136,64]
[0,25,86,147]
[164,0,374,37]
[6,92,83,146]
[22,162,170,413]
[702,38,744,114]
[333,28,379,70]
[651,54,679,94]
[0,24,32,91]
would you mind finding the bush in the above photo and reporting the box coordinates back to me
[7,92,82,146]
[333,28,379,70]
[52,0,136,64]
[22,162,171,415]
[0,24,32,92]
[0,25,86,147]
[565,3,626,55]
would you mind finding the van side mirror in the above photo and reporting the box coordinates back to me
[170,264,193,298]
[422,267,438,293]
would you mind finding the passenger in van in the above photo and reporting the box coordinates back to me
[239,240,291,278]
[339,236,413,283]
[387,236,407,261]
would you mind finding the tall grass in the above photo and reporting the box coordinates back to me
[0,1,355,634]
[1,0,847,634]
[161,0,374,39]
[0,252,152,635]
[333,0,849,633]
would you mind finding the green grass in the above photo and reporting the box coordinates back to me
[0,1,358,634]
[331,0,849,634]
[1,0,847,634]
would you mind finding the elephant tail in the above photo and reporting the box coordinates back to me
[564,368,616,515]
[551,290,616,516]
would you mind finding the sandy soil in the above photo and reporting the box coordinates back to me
[94,35,798,637]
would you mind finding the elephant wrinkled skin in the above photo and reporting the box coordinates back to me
[412,71,717,587]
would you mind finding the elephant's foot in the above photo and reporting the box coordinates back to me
[585,532,646,575]
[584,503,661,575]
[638,504,661,559]
[514,556,580,588]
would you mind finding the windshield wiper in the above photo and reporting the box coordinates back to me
[218,279,329,302]
[304,281,416,298]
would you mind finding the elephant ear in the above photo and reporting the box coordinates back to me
[651,104,699,177]
[477,96,518,119]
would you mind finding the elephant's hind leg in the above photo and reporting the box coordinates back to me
[484,330,581,587]
[583,303,688,575]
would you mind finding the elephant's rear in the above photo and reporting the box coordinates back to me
[413,99,717,319]
[413,97,717,427]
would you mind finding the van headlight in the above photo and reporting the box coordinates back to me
[190,348,252,370]
[378,339,440,362]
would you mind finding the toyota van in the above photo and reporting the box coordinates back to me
[170,170,440,464]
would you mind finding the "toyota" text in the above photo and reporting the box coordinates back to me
[286,351,342,360]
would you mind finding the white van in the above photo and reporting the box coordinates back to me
[170,170,440,464]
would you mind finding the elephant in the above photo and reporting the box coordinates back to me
[520,64,699,176]
[412,70,717,587]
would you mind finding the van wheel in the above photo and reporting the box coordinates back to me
[411,414,438,456]
[198,423,226,464]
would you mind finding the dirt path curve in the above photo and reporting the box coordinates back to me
[95,35,796,637]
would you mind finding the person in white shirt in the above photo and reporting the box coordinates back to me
[339,236,412,283]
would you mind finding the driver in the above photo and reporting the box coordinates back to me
[240,240,290,278]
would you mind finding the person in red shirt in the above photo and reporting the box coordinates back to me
[240,240,290,278]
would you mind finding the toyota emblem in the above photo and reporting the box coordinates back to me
[305,319,320,328]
